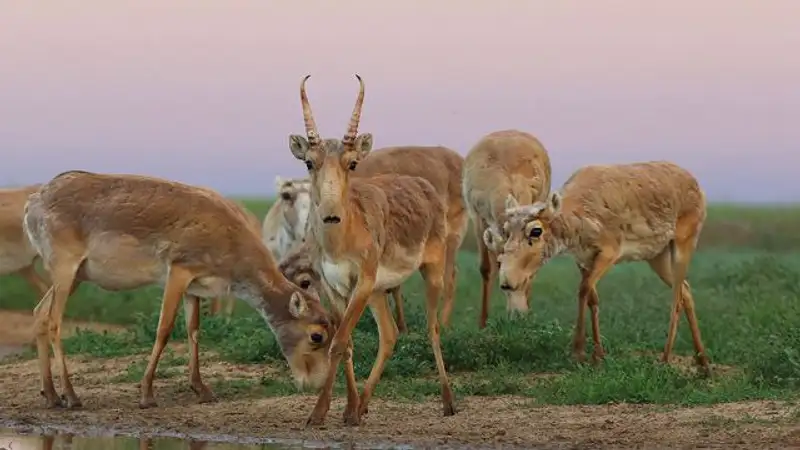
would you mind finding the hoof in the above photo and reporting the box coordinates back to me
[138,398,158,409]
[443,402,457,417]
[591,351,606,365]
[191,385,216,403]
[41,390,64,409]
[64,395,83,409]
[696,355,712,378]
[343,410,361,426]
[305,414,326,428]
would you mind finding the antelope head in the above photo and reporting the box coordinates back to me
[288,75,374,226]
[495,192,563,312]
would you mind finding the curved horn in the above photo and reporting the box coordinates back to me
[342,74,365,145]
[300,75,321,145]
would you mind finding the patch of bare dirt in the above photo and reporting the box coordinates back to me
[0,346,798,448]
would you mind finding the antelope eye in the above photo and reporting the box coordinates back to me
[305,160,313,170]
[530,227,543,239]
[348,161,357,171]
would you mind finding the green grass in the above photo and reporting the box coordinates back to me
[2,200,800,406]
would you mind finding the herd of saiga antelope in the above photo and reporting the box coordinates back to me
[0,74,711,428]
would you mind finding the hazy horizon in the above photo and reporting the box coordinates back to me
[1,1,798,202]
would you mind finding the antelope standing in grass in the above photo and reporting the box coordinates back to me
[281,146,467,333]
[23,170,333,409]
[262,176,311,260]
[493,161,711,375]
[290,75,455,427]
[207,198,262,317]
[0,185,50,299]
[462,130,552,328]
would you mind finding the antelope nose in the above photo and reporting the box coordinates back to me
[322,215,341,224]
[500,282,513,291]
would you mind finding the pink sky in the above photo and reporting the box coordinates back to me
[1,1,798,202]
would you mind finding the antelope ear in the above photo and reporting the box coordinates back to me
[548,191,562,213]
[505,194,519,211]
[289,135,310,161]
[482,227,504,252]
[482,228,494,248]
[274,175,284,191]
[354,133,374,159]
[288,291,309,319]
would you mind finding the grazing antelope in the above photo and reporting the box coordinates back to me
[0,185,50,299]
[282,146,467,333]
[462,130,552,328]
[494,161,711,375]
[23,170,333,409]
[208,198,262,317]
[290,75,455,427]
[262,176,312,260]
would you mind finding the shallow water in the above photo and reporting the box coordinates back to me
[0,428,416,450]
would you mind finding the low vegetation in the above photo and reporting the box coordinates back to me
[1,199,799,406]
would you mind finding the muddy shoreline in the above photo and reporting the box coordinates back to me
[1,386,798,448]
[0,311,797,448]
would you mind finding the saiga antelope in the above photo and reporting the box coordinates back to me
[262,176,311,260]
[289,75,455,426]
[462,129,552,328]
[0,185,50,299]
[207,197,262,317]
[282,146,468,333]
[493,161,711,375]
[23,170,334,409]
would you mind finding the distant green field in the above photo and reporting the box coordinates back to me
[1,198,799,406]
[239,197,800,253]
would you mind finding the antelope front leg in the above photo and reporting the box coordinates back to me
[356,294,399,422]
[341,337,360,425]
[140,265,193,408]
[184,295,215,403]
[573,268,590,362]
[575,251,617,363]
[306,275,376,427]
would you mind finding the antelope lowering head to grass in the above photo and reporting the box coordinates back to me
[462,129,552,328]
[289,75,455,427]
[262,176,311,260]
[280,145,467,334]
[23,170,334,410]
[0,185,50,300]
[495,161,711,375]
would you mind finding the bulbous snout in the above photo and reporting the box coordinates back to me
[290,354,330,392]
[498,270,531,314]
[317,199,344,225]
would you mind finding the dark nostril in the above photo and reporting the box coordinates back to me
[322,216,341,224]
[500,283,512,291]
[310,332,324,344]
[280,192,291,201]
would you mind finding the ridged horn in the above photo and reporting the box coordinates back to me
[300,75,321,145]
[342,74,365,145]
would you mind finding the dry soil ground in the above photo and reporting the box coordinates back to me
[0,310,798,449]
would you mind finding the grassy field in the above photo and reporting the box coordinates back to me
[1,199,800,408]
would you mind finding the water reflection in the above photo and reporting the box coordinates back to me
[0,432,357,450]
